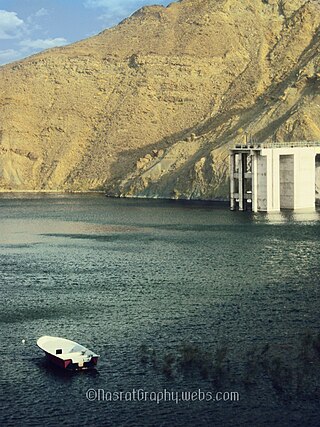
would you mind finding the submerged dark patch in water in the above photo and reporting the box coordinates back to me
[42,232,153,242]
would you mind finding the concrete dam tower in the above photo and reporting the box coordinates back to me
[230,142,320,212]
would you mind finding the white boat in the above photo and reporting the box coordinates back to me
[37,336,99,370]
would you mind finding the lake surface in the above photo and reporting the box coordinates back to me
[0,194,319,427]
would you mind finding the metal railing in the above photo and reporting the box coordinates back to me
[233,141,320,150]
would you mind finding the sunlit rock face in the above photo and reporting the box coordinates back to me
[0,0,319,198]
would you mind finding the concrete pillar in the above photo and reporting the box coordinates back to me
[280,154,294,209]
[266,150,280,212]
[230,153,236,210]
[316,154,320,204]
[257,155,267,211]
[238,153,244,211]
[272,151,280,211]
[294,149,315,210]
[252,152,258,212]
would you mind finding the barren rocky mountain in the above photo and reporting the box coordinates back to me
[0,0,319,198]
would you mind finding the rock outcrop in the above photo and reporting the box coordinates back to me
[0,0,319,198]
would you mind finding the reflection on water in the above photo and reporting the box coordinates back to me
[0,194,319,427]
[253,208,320,224]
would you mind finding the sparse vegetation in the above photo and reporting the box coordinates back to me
[138,331,320,400]
[138,341,230,383]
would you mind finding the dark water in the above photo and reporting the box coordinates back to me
[0,194,319,427]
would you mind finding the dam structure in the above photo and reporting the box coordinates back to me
[230,142,320,212]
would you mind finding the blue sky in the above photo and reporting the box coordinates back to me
[0,0,173,65]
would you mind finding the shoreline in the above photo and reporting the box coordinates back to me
[0,189,105,194]
[0,189,230,202]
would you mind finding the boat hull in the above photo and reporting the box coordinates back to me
[44,351,99,370]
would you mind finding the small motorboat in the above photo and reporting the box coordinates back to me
[37,336,99,370]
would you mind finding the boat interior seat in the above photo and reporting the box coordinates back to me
[59,351,86,361]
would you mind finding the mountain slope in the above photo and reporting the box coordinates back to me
[0,0,319,198]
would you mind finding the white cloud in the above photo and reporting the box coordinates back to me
[84,0,152,10]
[27,8,49,25]
[34,8,49,18]
[20,37,67,51]
[84,0,119,7]
[84,0,171,27]
[97,5,133,24]
[0,37,68,65]
[0,10,24,39]
[0,49,20,64]
[84,0,171,8]
[0,9,68,65]
[84,0,151,27]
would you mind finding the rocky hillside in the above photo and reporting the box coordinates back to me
[0,0,319,198]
